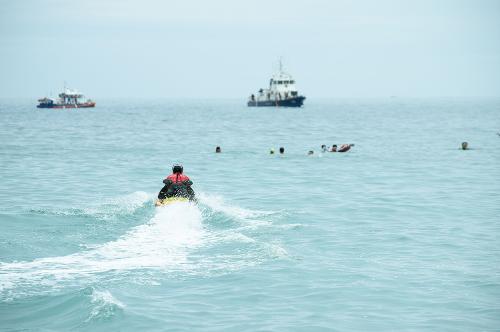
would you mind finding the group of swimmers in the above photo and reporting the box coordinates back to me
[216,141,471,154]
[307,144,353,155]
[322,144,353,153]
[214,144,354,155]
[269,147,285,155]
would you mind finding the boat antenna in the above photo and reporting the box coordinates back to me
[279,56,283,73]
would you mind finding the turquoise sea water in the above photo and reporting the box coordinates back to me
[0,98,499,331]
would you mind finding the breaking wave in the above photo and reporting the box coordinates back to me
[85,288,125,322]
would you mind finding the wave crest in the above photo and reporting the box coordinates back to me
[85,288,125,322]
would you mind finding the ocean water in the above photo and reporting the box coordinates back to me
[0,98,499,331]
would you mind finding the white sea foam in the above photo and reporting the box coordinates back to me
[197,192,277,221]
[0,202,204,296]
[93,190,151,210]
[267,243,289,259]
[80,191,152,219]
[30,191,152,219]
[0,193,291,299]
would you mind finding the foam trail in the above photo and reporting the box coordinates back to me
[82,191,152,217]
[197,192,277,221]
[0,202,204,298]
[29,191,152,219]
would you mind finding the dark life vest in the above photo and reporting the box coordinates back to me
[158,173,194,199]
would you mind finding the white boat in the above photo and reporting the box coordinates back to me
[248,60,306,107]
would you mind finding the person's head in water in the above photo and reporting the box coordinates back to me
[461,142,468,150]
[331,145,337,152]
[215,146,221,153]
[321,144,326,151]
[279,147,284,154]
[270,148,275,154]
[172,164,183,174]
[308,150,314,155]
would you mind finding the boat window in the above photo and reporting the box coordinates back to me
[290,80,295,84]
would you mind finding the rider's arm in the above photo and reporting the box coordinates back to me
[186,186,196,201]
[183,180,196,200]
[158,179,172,199]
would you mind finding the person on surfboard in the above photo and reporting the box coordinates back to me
[157,164,195,203]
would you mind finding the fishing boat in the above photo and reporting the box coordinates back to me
[37,87,95,109]
[248,60,306,107]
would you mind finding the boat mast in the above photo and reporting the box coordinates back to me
[63,81,67,103]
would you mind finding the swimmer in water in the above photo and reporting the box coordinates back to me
[279,147,285,154]
[215,146,221,153]
[461,142,468,150]
[330,144,354,152]
[338,144,352,152]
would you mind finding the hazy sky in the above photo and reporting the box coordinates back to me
[1,0,499,98]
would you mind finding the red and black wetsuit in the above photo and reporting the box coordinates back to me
[158,173,195,200]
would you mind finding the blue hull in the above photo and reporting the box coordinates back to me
[248,96,305,107]
[36,103,95,109]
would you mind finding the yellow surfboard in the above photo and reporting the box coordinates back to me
[155,197,189,207]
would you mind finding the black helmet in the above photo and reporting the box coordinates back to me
[172,164,183,174]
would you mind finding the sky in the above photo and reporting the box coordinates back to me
[0,0,499,99]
